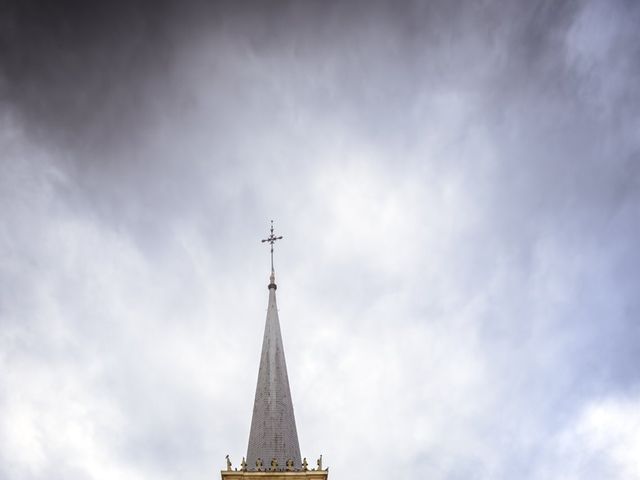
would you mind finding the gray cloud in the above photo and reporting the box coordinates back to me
[1,1,640,479]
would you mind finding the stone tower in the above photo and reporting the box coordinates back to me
[221,224,328,480]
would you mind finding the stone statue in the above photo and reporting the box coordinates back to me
[317,455,323,470]
[270,458,278,471]
[286,459,294,471]
[240,457,247,471]
[302,457,308,471]
[256,458,263,471]
[225,455,232,471]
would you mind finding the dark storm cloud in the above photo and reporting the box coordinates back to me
[1,0,176,143]
[0,0,596,231]
[0,1,586,147]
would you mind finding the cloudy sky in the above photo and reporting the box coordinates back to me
[1,1,640,479]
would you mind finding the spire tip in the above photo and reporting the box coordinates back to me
[261,221,283,288]
[268,271,277,290]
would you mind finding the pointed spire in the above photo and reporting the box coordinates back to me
[247,224,301,469]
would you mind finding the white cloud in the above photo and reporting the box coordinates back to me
[544,394,640,480]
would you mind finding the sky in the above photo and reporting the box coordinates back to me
[1,0,639,479]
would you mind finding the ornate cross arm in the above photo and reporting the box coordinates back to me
[261,220,283,273]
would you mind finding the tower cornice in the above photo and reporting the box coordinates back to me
[222,472,328,480]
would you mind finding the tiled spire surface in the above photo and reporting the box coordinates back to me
[246,272,301,469]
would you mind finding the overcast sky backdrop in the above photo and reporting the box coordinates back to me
[1,1,640,479]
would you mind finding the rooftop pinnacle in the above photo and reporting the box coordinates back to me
[246,223,301,469]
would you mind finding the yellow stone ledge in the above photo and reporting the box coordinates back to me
[221,471,328,480]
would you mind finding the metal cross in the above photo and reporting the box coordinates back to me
[261,220,283,272]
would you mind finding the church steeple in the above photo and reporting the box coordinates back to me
[246,222,301,469]
[246,269,301,469]
[221,222,327,479]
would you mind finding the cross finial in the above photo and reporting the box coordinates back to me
[261,220,283,275]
